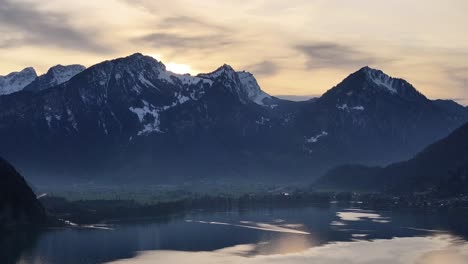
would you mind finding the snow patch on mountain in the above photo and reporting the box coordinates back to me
[303,131,328,154]
[363,67,397,94]
[197,65,272,106]
[130,92,196,136]
[306,131,328,143]
[160,71,213,86]
[353,106,365,110]
[176,74,213,86]
[256,116,270,125]
[129,100,162,135]
[42,104,63,128]
[337,104,365,111]
[44,113,62,128]
[138,73,157,88]
[0,67,37,95]
[155,70,175,84]
[238,71,271,105]
[66,108,78,131]
[45,115,53,127]
[176,93,190,104]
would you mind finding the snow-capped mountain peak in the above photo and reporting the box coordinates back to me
[48,64,86,83]
[237,71,271,105]
[197,64,271,105]
[198,64,237,80]
[0,67,37,95]
[24,64,86,92]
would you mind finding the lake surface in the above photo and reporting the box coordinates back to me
[6,205,468,264]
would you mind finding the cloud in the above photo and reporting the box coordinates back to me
[119,0,236,53]
[444,66,468,88]
[136,32,234,51]
[245,61,279,76]
[295,42,380,69]
[0,36,30,49]
[442,66,468,105]
[158,16,228,32]
[118,0,158,12]
[0,0,109,53]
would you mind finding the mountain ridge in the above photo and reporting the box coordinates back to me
[24,64,86,92]
[0,67,37,95]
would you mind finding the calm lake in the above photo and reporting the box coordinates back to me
[6,205,468,264]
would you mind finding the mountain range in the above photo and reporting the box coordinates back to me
[0,53,467,186]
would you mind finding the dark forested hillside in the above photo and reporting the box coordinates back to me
[316,122,468,196]
[0,158,46,229]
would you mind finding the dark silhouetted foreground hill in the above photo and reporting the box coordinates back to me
[0,158,46,230]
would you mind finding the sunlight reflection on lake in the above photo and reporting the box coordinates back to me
[11,206,468,264]
[104,235,468,264]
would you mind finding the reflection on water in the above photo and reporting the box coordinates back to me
[0,230,40,264]
[104,235,468,264]
[6,206,468,264]
[185,219,310,234]
[337,209,391,223]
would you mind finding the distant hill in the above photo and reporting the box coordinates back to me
[0,158,46,230]
[316,122,468,196]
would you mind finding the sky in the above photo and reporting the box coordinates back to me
[0,0,467,104]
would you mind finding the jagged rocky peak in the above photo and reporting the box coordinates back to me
[0,67,37,95]
[1,66,37,77]
[237,71,271,105]
[197,64,271,105]
[198,64,237,80]
[83,53,166,78]
[117,53,167,71]
[24,64,86,92]
[54,53,271,105]
[73,53,170,91]
[48,64,85,78]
